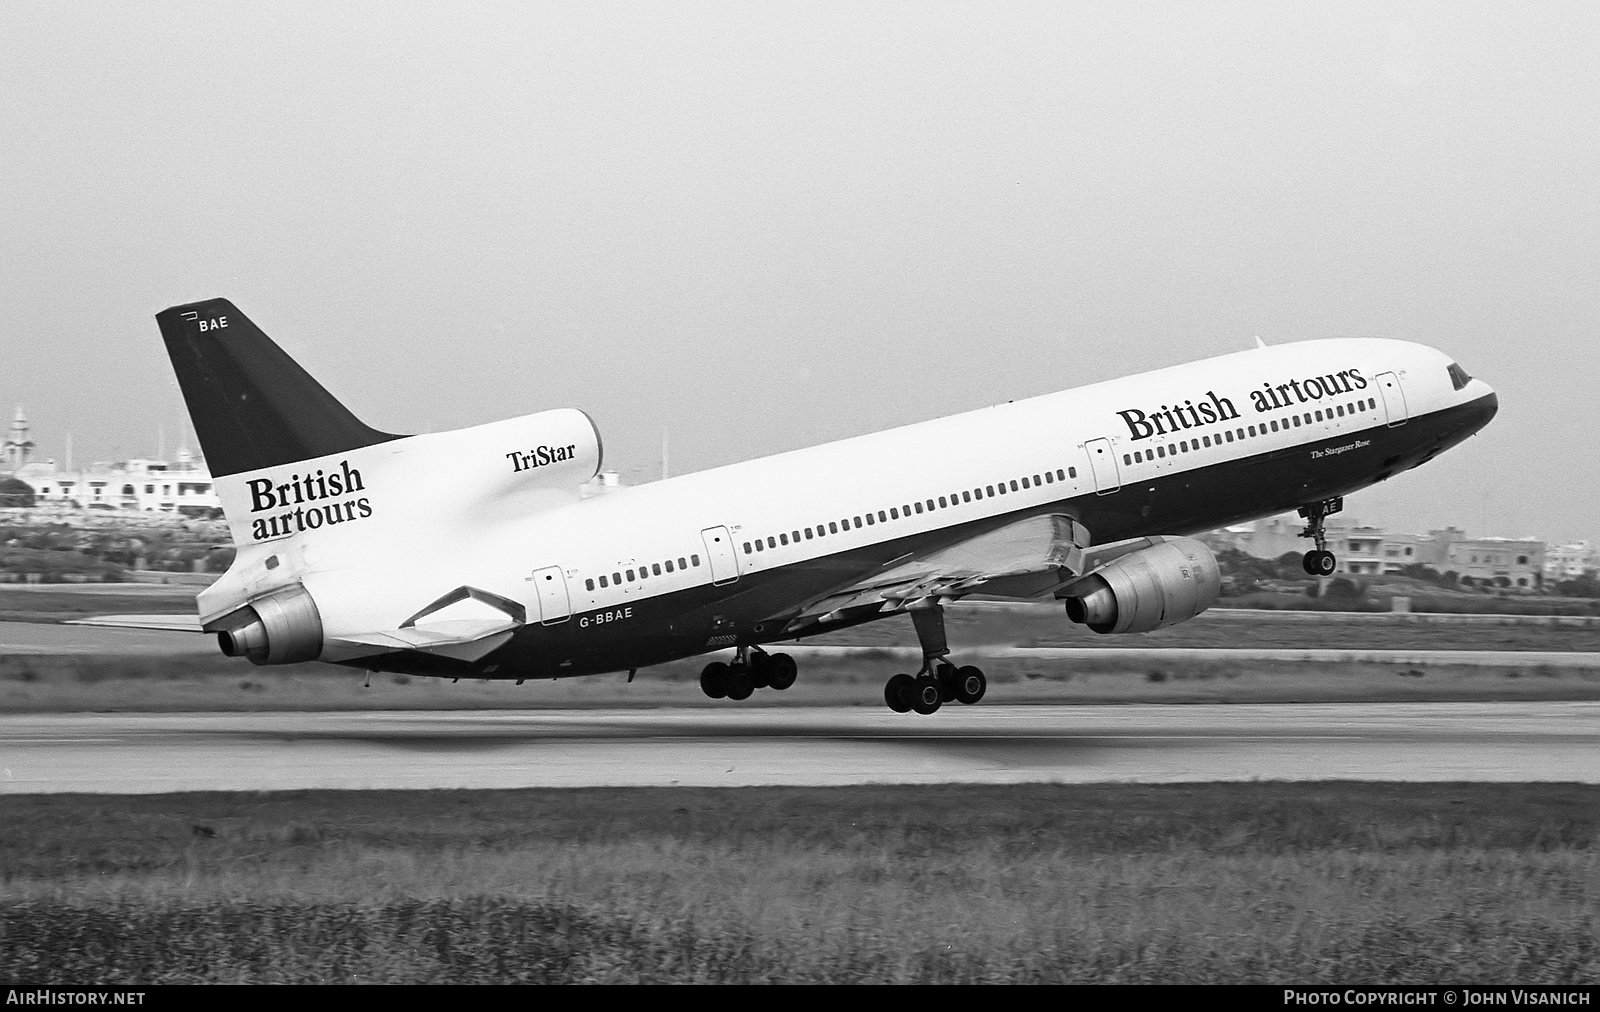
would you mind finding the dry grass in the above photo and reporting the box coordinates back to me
[3,784,1597,983]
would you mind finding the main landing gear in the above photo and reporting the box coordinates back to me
[1298,496,1343,576]
[883,602,986,715]
[700,646,797,701]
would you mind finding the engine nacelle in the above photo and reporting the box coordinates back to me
[1062,537,1220,634]
[213,583,324,665]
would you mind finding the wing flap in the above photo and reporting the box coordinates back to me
[780,514,1090,632]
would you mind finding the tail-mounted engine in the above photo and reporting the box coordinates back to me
[210,583,324,665]
[1062,537,1220,634]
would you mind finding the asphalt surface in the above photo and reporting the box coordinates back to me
[2,702,1595,794]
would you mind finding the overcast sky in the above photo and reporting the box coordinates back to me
[2,3,1595,542]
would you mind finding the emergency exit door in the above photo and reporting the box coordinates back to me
[531,565,570,624]
[1084,438,1121,494]
[701,526,740,585]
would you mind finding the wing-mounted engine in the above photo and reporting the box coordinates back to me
[1061,536,1220,634]
[209,583,324,665]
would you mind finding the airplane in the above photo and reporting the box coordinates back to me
[153,298,1497,714]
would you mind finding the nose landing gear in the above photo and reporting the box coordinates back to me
[882,602,986,715]
[1298,497,1343,576]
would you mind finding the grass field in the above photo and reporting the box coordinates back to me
[3,589,1597,711]
[3,783,1596,983]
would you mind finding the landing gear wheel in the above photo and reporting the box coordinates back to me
[911,675,943,715]
[724,667,754,701]
[885,673,915,713]
[747,653,772,689]
[766,653,797,691]
[954,665,987,705]
[699,662,729,700]
[1303,550,1337,576]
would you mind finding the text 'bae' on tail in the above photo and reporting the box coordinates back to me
[156,298,404,477]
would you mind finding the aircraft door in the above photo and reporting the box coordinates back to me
[1375,372,1409,427]
[700,526,740,585]
[531,565,570,624]
[1084,438,1121,494]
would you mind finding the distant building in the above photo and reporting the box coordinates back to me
[1210,514,1547,588]
[1420,529,1544,589]
[3,407,35,474]
[1544,541,1598,582]
[16,447,220,515]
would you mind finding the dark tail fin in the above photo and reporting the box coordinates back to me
[156,298,402,477]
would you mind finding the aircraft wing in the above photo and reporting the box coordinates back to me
[778,513,1108,634]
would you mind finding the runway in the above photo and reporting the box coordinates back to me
[2,701,1595,794]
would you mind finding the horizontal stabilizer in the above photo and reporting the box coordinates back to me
[66,614,204,633]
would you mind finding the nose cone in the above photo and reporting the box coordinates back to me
[1465,388,1498,435]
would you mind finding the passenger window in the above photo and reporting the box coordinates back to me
[1065,468,1074,479]
[914,502,923,514]
[1009,481,1018,492]
[1033,474,1041,485]
[890,507,899,519]
[1157,446,1165,458]
[1315,410,1323,421]
[1203,436,1211,446]
[829,522,838,534]
[962,491,971,502]
[653,564,661,575]
[1045,472,1054,483]
[1021,477,1030,489]
[1336,405,1344,416]
[691,555,700,566]
[613,572,622,584]
[878,511,886,522]
[665,560,674,572]
[679,557,688,568]
[1303,414,1311,425]
[599,575,608,588]
[926,499,934,511]
[1269,420,1277,432]
[636,568,645,581]
[938,496,947,508]
[985,486,994,496]
[1124,454,1132,465]
[865,514,875,525]
[854,517,862,528]
[744,542,752,554]
[755,541,764,552]
[805,528,813,539]
[793,531,800,542]
[767,537,776,548]
[586,578,595,591]
[779,533,788,545]
[1225,431,1234,442]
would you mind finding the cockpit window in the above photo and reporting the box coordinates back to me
[1447,362,1472,391]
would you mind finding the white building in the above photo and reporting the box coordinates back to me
[3,407,221,516]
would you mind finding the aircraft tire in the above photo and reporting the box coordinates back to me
[885,673,915,713]
[700,662,730,699]
[935,662,959,701]
[724,668,755,701]
[1303,550,1337,577]
[954,665,986,705]
[911,675,943,715]
[747,654,772,689]
[766,653,798,690]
